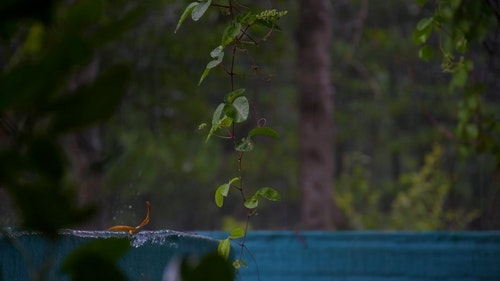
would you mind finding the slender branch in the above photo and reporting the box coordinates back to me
[240,28,259,45]
[228,0,234,20]
[211,3,230,9]
[230,45,237,90]
[238,212,251,261]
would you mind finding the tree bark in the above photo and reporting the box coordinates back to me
[297,0,343,229]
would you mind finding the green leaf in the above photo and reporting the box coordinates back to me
[236,12,256,25]
[175,2,199,33]
[215,183,230,207]
[21,23,45,56]
[235,137,254,152]
[5,181,95,237]
[243,188,280,210]
[221,22,242,46]
[199,45,224,85]
[456,36,468,53]
[413,26,432,45]
[233,259,248,269]
[229,227,244,239]
[207,103,232,141]
[228,177,240,186]
[181,252,234,281]
[191,0,211,21]
[0,34,91,112]
[207,115,232,141]
[210,45,224,58]
[27,138,65,181]
[211,103,225,127]
[218,238,231,260]
[225,88,246,104]
[232,96,249,123]
[214,190,223,207]
[466,94,479,110]
[418,45,434,60]
[198,123,207,130]
[466,123,479,139]
[416,17,433,31]
[254,19,282,30]
[207,53,224,68]
[248,127,280,138]
[244,196,259,209]
[256,187,281,201]
[413,17,434,45]
[223,104,238,121]
[0,64,46,111]
[62,238,130,268]
[450,67,468,89]
[61,238,130,281]
[199,67,211,85]
[214,177,239,207]
[457,108,469,122]
[239,259,248,267]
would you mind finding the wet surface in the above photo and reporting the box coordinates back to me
[0,228,221,281]
[59,229,220,248]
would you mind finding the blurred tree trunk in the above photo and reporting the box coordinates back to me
[297,0,344,229]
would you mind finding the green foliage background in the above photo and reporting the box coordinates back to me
[0,0,499,233]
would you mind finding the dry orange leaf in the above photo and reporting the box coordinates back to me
[108,201,151,234]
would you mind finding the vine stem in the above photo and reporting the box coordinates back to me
[230,45,237,90]
[238,211,252,261]
[220,0,268,271]
[211,3,230,9]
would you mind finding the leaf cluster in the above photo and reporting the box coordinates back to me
[175,0,286,273]
[0,0,146,279]
[0,0,145,238]
[413,0,500,164]
[176,1,287,85]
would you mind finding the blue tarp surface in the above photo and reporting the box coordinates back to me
[200,231,500,281]
[2,230,500,281]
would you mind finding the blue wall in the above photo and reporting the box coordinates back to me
[199,231,500,281]
[2,230,500,281]
[0,230,220,281]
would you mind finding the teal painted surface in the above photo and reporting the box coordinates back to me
[199,231,500,281]
[0,229,219,281]
[2,230,500,281]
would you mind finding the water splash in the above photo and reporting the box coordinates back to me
[131,230,189,248]
[62,230,127,240]
[59,229,219,248]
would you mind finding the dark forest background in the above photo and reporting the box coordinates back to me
[0,0,499,232]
